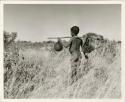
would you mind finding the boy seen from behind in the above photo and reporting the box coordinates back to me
[58,26,83,85]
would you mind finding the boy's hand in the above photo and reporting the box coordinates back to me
[58,38,62,42]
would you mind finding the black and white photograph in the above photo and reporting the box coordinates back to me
[0,1,124,101]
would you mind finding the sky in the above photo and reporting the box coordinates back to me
[4,4,121,42]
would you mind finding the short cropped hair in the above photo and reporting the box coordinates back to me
[71,26,79,35]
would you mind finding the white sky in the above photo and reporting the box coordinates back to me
[4,4,121,42]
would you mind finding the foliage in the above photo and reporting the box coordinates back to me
[4,31,121,98]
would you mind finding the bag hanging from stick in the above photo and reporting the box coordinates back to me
[54,40,63,51]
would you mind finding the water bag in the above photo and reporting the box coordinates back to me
[54,40,63,51]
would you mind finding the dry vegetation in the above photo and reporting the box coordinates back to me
[4,31,121,98]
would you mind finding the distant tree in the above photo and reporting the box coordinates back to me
[4,31,17,45]
[118,41,121,44]
[4,31,19,58]
[11,32,17,41]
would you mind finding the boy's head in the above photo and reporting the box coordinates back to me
[70,26,79,36]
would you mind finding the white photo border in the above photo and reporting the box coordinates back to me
[0,1,125,102]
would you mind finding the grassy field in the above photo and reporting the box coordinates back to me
[4,33,121,98]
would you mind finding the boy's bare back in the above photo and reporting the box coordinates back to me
[69,36,83,54]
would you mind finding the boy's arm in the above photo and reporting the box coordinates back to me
[58,38,72,48]
[81,39,89,59]
[80,39,84,53]
[64,38,72,48]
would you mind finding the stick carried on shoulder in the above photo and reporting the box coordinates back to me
[48,36,71,39]
[47,36,83,39]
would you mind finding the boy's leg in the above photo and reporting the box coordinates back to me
[71,62,77,83]
[69,56,81,85]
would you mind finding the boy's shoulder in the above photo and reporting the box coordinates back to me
[71,36,79,39]
[71,36,82,41]
[70,36,82,44]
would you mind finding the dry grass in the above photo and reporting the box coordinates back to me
[29,41,121,98]
[4,35,121,98]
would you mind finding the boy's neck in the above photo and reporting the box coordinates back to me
[72,35,77,37]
